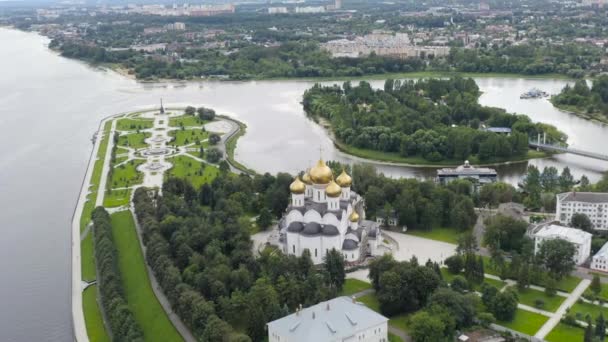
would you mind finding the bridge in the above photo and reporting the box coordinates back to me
[529,142,608,162]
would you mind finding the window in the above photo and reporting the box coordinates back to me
[292,245,295,253]
[315,248,318,257]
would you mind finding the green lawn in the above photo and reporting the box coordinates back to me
[407,227,462,244]
[117,132,150,149]
[440,268,505,291]
[81,233,96,282]
[103,189,132,208]
[109,160,144,189]
[388,332,403,342]
[389,313,412,332]
[82,285,110,342]
[585,282,608,302]
[545,323,585,342]
[116,118,154,131]
[169,115,206,127]
[110,211,183,342]
[165,155,220,188]
[514,286,565,312]
[80,194,96,232]
[169,128,209,146]
[340,278,372,296]
[357,293,381,312]
[569,301,608,321]
[497,308,549,336]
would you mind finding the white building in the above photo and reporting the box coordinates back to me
[282,159,381,264]
[534,224,592,265]
[556,192,608,230]
[591,242,608,272]
[267,296,389,342]
[294,6,326,13]
[268,7,288,14]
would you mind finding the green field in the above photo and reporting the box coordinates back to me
[110,211,183,342]
[117,132,151,149]
[109,159,144,189]
[545,323,585,342]
[169,128,209,146]
[357,293,381,312]
[514,286,566,312]
[497,308,549,336]
[165,155,220,188]
[585,282,608,302]
[169,115,206,127]
[440,268,505,291]
[570,301,608,321]
[80,194,96,232]
[81,233,96,282]
[103,189,132,208]
[224,119,256,175]
[340,278,372,296]
[407,227,462,244]
[82,285,110,342]
[116,118,154,131]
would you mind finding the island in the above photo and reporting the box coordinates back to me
[303,77,566,166]
[551,76,608,124]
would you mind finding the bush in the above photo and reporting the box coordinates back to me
[534,298,545,309]
[451,275,470,293]
[445,255,464,274]
[206,148,222,163]
[478,312,496,327]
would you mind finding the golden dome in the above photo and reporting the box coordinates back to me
[290,177,306,194]
[309,159,333,184]
[349,211,360,222]
[302,171,312,185]
[326,180,342,198]
[336,169,352,187]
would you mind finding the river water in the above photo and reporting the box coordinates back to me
[0,27,607,341]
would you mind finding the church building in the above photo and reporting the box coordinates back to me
[280,159,382,264]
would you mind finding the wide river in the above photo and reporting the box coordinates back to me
[1,27,607,341]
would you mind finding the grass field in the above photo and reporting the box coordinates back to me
[223,118,256,175]
[81,233,96,282]
[80,194,96,232]
[340,278,372,296]
[169,128,209,146]
[585,282,608,302]
[116,118,154,131]
[82,285,110,342]
[514,286,566,312]
[388,332,403,342]
[169,115,206,127]
[570,301,608,321]
[109,160,144,189]
[103,189,132,208]
[357,293,381,312]
[110,211,183,342]
[407,227,462,244]
[545,323,584,342]
[165,155,220,188]
[440,268,505,291]
[497,308,549,336]
[117,132,151,149]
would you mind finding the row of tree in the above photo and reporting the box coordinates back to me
[91,207,143,342]
[303,78,566,162]
[552,76,608,120]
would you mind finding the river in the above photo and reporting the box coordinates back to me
[0,27,607,341]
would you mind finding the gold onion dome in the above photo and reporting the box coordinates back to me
[326,180,342,198]
[309,159,333,184]
[336,169,352,187]
[349,211,360,222]
[302,171,312,185]
[290,177,306,194]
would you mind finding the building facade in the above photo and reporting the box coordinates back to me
[591,242,608,272]
[556,192,608,230]
[281,159,381,264]
[267,296,389,342]
[436,160,497,189]
[533,224,592,265]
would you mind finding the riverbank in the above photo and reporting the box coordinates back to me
[549,99,608,126]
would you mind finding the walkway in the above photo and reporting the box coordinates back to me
[530,141,608,162]
[534,278,591,340]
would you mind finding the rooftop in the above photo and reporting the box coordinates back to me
[594,241,608,259]
[558,192,608,204]
[267,296,388,342]
[534,224,592,244]
[437,160,497,176]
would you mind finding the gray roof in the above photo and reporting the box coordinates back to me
[267,296,388,342]
[287,221,304,233]
[302,222,322,236]
[342,239,358,250]
[289,221,340,236]
[485,127,512,133]
[558,192,608,204]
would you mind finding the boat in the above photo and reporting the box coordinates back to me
[520,88,549,99]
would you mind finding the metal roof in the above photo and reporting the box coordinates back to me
[267,296,388,342]
[558,192,608,204]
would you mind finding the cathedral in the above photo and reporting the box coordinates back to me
[279,159,382,265]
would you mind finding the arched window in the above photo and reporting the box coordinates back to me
[292,245,295,253]
[315,248,318,257]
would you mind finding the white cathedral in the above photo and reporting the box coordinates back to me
[280,159,382,265]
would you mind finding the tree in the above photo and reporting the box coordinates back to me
[484,215,528,252]
[596,313,606,342]
[409,311,447,342]
[368,254,397,290]
[559,167,575,192]
[457,232,478,255]
[571,213,593,232]
[197,107,216,121]
[324,249,345,292]
[428,288,477,328]
[585,316,595,342]
[450,275,470,293]
[537,238,576,280]
[209,133,221,145]
[206,148,223,163]
[491,288,519,321]
[185,106,196,115]
[256,208,273,230]
[445,255,463,274]
[592,274,602,296]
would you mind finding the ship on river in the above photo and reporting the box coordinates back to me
[520,88,549,99]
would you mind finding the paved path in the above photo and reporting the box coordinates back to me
[534,278,591,339]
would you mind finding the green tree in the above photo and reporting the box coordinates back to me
[409,311,448,342]
[592,274,602,296]
[585,317,595,342]
[571,213,593,232]
[185,106,196,115]
[445,255,464,274]
[484,214,528,252]
[491,288,519,321]
[256,208,273,230]
[537,238,576,280]
[324,249,345,292]
[596,313,606,342]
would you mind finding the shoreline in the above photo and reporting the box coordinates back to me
[549,99,608,126]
